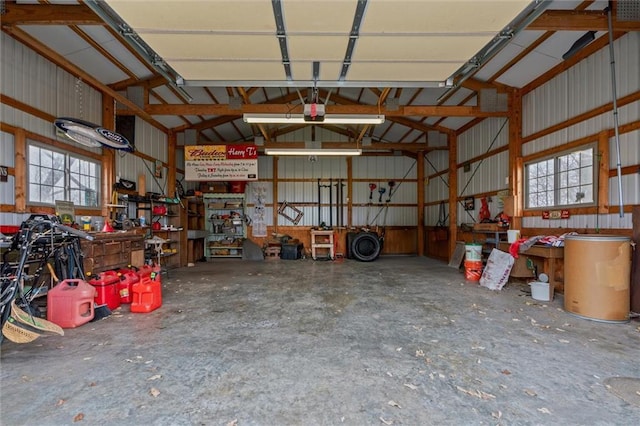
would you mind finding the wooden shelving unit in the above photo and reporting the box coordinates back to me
[186,196,206,263]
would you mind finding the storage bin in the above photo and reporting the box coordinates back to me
[281,243,303,260]
[47,279,95,328]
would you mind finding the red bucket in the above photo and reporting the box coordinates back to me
[464,260,483,282]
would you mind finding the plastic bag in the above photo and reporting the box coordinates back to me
[480,249,514,291]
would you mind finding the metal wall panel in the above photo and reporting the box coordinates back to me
[523,32,639,137]
[257,156,273,179]
[522,211,632,229]
[0,131,14,168]
[352,206,417,227]
[457,118,509,163]
[457,151,509,197]
[610,173,640,207]
[352,156,417,179]
[277,156,347,179]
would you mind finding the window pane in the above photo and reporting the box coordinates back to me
[29,183,40,202]
[581,166,593,184]
[70,157,79,173]
[42,150,52,168]
[29,146,40,165]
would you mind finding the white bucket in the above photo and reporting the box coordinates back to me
[530,281,551,301]
[507,229,520,243]
[465,243,482,262]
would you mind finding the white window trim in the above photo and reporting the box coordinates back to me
[524,143,598,210]
[27,141,101,208]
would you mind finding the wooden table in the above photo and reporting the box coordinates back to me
[498,242,565,292]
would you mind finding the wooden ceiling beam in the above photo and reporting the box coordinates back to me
[143,104,505,118]
[1,4,103,25]
[110,75,167,91]
[528,9,640,32]
[263,141,439,153]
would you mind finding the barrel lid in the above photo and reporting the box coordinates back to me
[565,234,630,242]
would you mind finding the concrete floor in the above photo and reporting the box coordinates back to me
[1,256,639,425]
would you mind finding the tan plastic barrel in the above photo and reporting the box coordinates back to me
[564,234,631,322]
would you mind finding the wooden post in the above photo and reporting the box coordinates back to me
[448,133,458,259]
[347,157,353,227]
[416,150,425,256]
[597,130,610,214]
[101,95,115,218]
[509,88,523,229]
[14,128,26,212]
[272,156,278,233]
[167,131,176,197]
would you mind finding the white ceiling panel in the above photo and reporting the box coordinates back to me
[348,62,460,82]
[170,61,286,81]
[141,34,281,61]
[361,1,531,34]
[356,35,489,61]
[497,51,561,88]
[288,35,348,61]
[106,1,276,32]
[283,1,356,33]
[21,25,91,56]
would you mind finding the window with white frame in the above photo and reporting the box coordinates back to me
[28,143,100,207]
[525,144,596,209]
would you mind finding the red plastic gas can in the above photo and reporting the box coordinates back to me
[47,279,95,328]
[88,270,121,311]
[116,268,139,304]
[130,276,162,313]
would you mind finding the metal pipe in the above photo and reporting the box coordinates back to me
[607,3,625,218]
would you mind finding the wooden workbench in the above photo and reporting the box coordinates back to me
[80,229,145,275]
[498,242,565,293]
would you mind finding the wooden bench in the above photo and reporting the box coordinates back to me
[498,242,565,293]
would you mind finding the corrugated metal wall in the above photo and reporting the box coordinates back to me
[425,150,450,226]
[115,117,168,194]
[456,118,510,223]
[1,33,102,143]
[522,32,639,229]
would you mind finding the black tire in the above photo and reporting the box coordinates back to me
[351,232,381,262]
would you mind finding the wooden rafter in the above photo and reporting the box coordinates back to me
[1,3,103,25]
[528,9,640,32]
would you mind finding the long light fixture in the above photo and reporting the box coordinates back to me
[265,148,362,156]
[244,114,385,125]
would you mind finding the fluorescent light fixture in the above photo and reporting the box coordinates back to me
[244,114,385,125]
[265,148,362,156]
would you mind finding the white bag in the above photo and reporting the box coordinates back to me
[480,248,514,291]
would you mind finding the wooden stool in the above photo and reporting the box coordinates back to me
[311,230,335,260]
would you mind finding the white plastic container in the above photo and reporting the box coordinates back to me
[530,281,551,301]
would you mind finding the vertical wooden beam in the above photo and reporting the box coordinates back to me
[597,130,610,214]
[416,151,425,256]
[509,89,523,229]
[101,95,115,218]
[347,157,353,227]
[272,156,279,233]
[14,128,26,212]
[167,130,176,197]
[448,133,458,259]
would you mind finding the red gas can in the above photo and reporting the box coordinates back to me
[88,270,121,311]
[116,268,139,304]
[130,276,162,313]
[47,279,95,328]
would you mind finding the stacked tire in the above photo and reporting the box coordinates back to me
[350,232,382,262]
